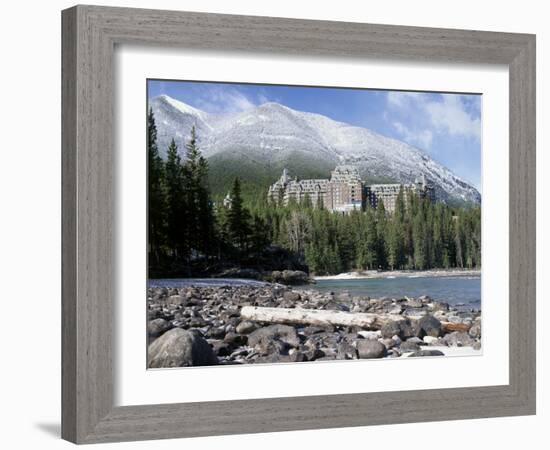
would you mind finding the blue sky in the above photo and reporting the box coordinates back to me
[148,80,482,190]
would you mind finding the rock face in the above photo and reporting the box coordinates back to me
[148,328,218,368]
[147,283,481,367]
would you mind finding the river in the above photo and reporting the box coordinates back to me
[148,274,481,310]
[313,275,481,309]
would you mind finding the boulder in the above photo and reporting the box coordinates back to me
[165,295,185,306]
[408,349,445,357]
[210,340,232,357]
[443,331,476,347]
[356,340,387,359]
[147,318,173,339]
[418,315,442,338]
[380,320,402,339]
[469,322,482,339]
[423,336,439,345]
[381,318,421,340]
[283,291,301,302]
[223,332,248,346]
[219,268,262,279]
[271,270,311,285]
[357,330,381,340]
[235,321,259,335]
[148,328,218,368]
[337,342,358,359]
[399,340,421,352]
[406,298,423,308]
[247,324,301,349]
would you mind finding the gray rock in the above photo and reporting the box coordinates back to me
[208,326,226,339]
[469,322,482,339]
[356,340,387,359]
[418,315,442,338]
[235,321,258,335]
[408,349,445,357]
[380,320,402,339]
[406,298,423,308]
[381,319,421,340]
[165,295,185,306]
[399,341,421,352]
[337,342,357,359]
[223,332,248,346]
[303,347,325,361]
[283,291,301,302]
[147,318,173,339]
[271,270,311,285]
[148,328,218,368]
[403,308,428,318]
[443,331,476,347]
[357,330,381,340]
[219,268,261,279]
[255,338,288,356]
[210,340,232,357]
[248,324,301,349]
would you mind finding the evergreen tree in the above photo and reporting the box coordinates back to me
[164,138,187,259]
[386,219,405,270]
[183,126,215,258]
[147,108,166,265]
[226,177,252,255]
[375,201,388,269]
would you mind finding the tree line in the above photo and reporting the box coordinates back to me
[148,109,481,277]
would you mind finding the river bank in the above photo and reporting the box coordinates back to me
[314,268,481,281]
[147,280,481,368]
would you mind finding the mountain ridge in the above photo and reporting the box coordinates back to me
[149,95,481,205]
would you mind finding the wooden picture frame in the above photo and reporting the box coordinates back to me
[62,5,536,444]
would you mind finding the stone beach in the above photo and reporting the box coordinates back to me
[147,280,481,368]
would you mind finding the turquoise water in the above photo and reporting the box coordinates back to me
[148,275,481,310]
[314,276,481,309]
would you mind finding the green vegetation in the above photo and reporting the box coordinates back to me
[147,110,481,277]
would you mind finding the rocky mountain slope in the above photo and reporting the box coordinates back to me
[149,95,481,204]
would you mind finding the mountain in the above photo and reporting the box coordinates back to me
[149,94,481,204]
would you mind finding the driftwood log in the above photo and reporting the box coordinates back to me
[241,306,473,334]
[240,306,402,330]
[440,322,471,333]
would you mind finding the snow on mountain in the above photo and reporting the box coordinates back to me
[149,95,481,204]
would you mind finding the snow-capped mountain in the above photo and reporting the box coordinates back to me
[149,95,481,204]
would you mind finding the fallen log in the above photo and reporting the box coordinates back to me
[441,321,471,333]
[240,306,402,330]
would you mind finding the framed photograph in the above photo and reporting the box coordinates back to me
[62,5,536,444]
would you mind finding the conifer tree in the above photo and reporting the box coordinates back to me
[227,177,252,255]
[375,201,388,269]
[164,138,186,259]
[147,108,166,265]
[183,126,215,258]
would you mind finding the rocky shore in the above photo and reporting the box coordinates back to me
[147,283,481,368]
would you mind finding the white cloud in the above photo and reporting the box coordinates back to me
[387,91,423,108]
[194,87,258,113]
[386,91,480,141]
[425,95,481,139]
[393,121,433,149]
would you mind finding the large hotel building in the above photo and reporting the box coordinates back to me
[267,165,434,213]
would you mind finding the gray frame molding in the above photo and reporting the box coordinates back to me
[62,5,536,444]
